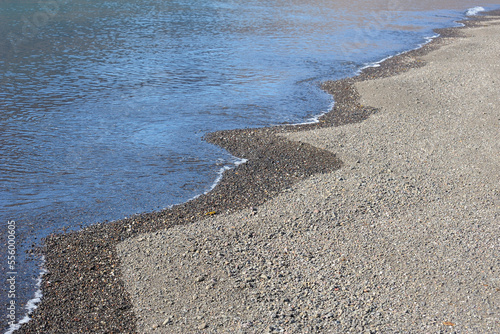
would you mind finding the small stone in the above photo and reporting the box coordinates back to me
[162,317,172,326]
[198,323,208,330]
[242,321,253,328]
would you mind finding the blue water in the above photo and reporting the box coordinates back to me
[0,0,497,330]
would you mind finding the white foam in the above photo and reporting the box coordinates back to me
[297,30,441,127]
[466,6,485,16]
[206,166,232,193]
[160,157,249,207]
[356,32,440,76]
[295,100,334,126]
[296,28,444,129]
[233,157,249,167]
[357,5,490,79]
[204,157,248,194]
[357,56,390,74]
[5,259,47,334]
[184,157,249,204]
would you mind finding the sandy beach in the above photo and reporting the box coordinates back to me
[18,12,499,334]
[118,16,500,333]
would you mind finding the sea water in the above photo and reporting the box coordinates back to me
[0,0,497,330]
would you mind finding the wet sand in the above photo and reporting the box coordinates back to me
[18,11,500,334]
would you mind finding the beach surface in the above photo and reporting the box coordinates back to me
[117,16,500,333]
[15,12,500,334]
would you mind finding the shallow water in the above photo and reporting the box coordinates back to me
[0,0,498,330]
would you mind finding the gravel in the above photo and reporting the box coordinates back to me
[117,14,500,334]
[18,12,500,334]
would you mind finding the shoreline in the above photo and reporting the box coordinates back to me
[15,10,500,333]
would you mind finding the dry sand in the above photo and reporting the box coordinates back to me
[117,18,500,333]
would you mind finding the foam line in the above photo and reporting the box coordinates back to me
[5,258,47,334]
[466,6,485,16]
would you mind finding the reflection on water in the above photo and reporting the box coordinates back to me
[0,0,497,329]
